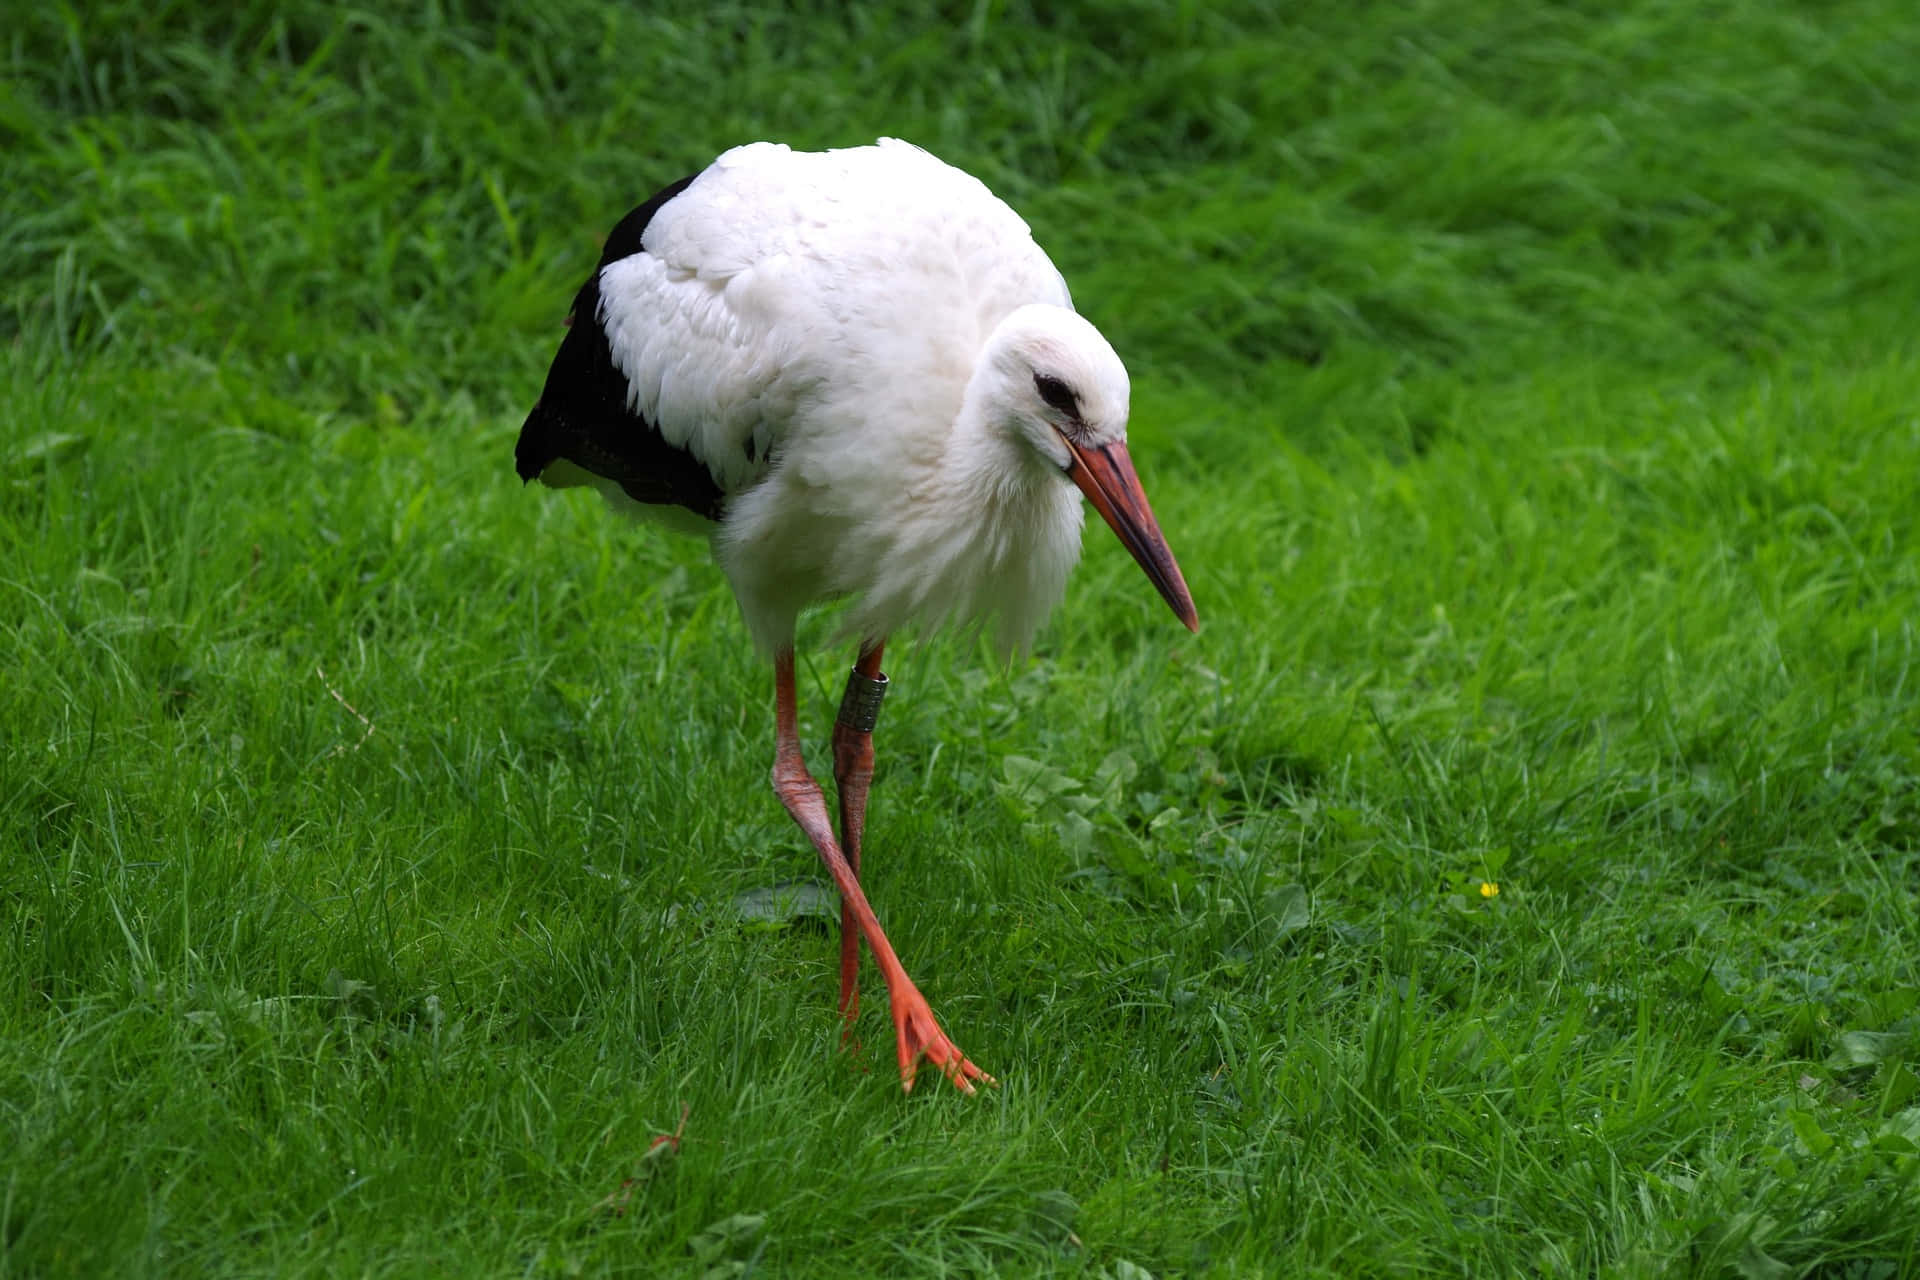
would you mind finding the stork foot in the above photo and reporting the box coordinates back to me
[891,981,993,1095]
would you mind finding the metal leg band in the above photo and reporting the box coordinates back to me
[836,668,889,734]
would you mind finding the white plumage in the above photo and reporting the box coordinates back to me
[563,138,1145,654]
[517,138,1195,1093]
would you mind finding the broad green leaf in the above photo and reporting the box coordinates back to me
[1833,1029,1907,1067]
[732,882,837,927]
[8,431,90,473]
[1787,1109,1833,1156]
[688,1212,766,1266]
[1262,884,1311,942]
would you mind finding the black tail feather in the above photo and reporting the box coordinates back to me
[513,172,723,521]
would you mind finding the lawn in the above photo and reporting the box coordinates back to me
[4,1,1919,1275]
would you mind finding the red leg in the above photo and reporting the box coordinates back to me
[830,642,886,1036]
[771,650,990,1094]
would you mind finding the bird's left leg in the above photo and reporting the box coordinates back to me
[829,640,888,1035]
[771,651,989,1094]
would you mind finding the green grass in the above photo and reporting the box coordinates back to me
[5,1,1920,1274]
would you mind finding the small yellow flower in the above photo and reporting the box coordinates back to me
[1480,881,1500,898]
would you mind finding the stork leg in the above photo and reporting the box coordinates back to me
[771,650,990,1094]
[829,641,887,1037]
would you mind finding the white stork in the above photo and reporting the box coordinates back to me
[516,138,1197,1094]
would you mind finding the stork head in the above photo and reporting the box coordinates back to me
[978,305,1199,633]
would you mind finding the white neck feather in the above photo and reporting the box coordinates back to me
[715,312,1099,657]
[832,368,1085,654]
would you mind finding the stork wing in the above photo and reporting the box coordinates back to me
[514,172,752,520]
[517,140,1071,521]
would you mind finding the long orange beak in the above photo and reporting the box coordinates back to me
[1062,437,1199,632]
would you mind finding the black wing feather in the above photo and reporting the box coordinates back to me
[514,172,726,521]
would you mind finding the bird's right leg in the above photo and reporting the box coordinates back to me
[770,650,989,1094]
[829,640,887,1036]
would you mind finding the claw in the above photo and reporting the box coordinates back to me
[892,985,995,1095]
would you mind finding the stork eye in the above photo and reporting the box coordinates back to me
[1033,373,1080,417]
